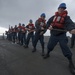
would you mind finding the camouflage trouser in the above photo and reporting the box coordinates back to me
[47,34,72,58]
[33,33,44,50]
[26,33,34,46]
[20,33,26,45]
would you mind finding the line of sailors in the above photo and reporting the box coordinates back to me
[6,19,35,45]
[5,12,75,55]
[5,13,46,56]
[5,3,75,75]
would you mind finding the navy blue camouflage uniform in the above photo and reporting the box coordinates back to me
[45,15,75,60]
[44,3,75,74]
[32,17,46,55]
[25,23,35,48]
[47,16,75,57]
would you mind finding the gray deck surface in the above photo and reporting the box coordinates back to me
[0,37,75,75]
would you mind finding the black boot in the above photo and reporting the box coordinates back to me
[24,46,28,48]
[70,46,73,48]
[43,53,50,59]
[41,48,45,56]
[24,45,28,48]
[32,47,36,52]
[68,59,75,75]
[69,62,75,75]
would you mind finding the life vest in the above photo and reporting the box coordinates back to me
[12,28,15,32]
[51,10,68,28]
[18,26,22,32]
[27,24,35,30]
[14,27,18,32]
[38,18,46,28]
[21,26,26,33]
[11,27,17,33]
[10,28,13,33]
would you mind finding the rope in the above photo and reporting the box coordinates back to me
[52,29,67,32]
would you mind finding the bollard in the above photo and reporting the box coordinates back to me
[3,33,4,40]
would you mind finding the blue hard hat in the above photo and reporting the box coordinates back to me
[29,19,33,23]
[40,13,46,18]
[58,3,66,9]
[22,24,25,26]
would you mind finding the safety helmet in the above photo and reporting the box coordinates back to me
[40,13,46,18]
[58,3,66,9]
[29,19,33,23]
[22,24,25,26]
[19,23,21,26]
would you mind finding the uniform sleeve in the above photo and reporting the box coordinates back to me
[26,25,29,28]
[64,16,75,31]
[42,16,54,34]
[33,25,35,29]
[46,16,54,29]
[35,20,41,30]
